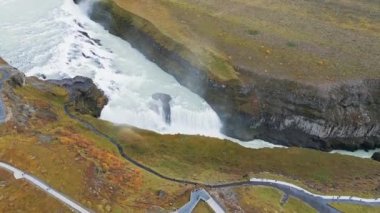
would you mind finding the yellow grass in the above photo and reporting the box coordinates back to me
[110,0,380,83]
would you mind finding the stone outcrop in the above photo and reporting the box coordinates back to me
[152,93,172,125]
[50,76,108,117]
[7,71,26,88]
[372,152,380,162]
[83,0,380,151]
[1,65,37,126]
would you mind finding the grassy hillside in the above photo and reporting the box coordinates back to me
[0,73,325,212]
[0,79,188,212]
[0,64,379,211]
[0,170,70,212]
[110,0,380,83]
[80,113,380,198]
[0,66,328,212]
[233,186,316,212]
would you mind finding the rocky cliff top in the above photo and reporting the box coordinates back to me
[49,76,108,117]
[110,0,380,84]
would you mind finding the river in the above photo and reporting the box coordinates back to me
[0,0,378,157]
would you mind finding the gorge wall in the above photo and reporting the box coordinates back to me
[84,0,380,151]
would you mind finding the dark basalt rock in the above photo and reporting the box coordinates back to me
[50,76,108,117]
[152,93,172,125]
[73,0,84,4]
[372,152,380,162]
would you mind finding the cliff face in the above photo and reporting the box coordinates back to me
[235,73,380,150]
[86,0,380,151]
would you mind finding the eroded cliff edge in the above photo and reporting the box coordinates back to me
[84,0,380,151]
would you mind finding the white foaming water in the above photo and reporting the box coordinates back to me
[0,0,279,148]
[331,148,380,159]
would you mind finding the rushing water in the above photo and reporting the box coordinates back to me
[0,0,378,157]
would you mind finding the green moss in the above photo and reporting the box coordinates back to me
[235,186,316,212]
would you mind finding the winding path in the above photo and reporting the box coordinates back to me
[64,104,380,213]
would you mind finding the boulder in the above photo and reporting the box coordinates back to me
[156,190,167,199]
[371,152,380,162]
[73,0,84,4]
[50,76,108,117]
[152,93,172,125]
[7,71,26,88]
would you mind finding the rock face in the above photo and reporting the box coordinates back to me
[372,152,380,162]
[7,71,26,88]
[50,76,108,117]
[224,73,380,151]
[73,0,84,4]
[152,93,172,125]
[85,0,380,151]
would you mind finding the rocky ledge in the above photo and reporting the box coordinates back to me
[49,76,108,118]
[1,61,107,126]
[83,0,379,151]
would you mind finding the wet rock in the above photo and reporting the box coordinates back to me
[50,76,108,117]
[152,93,172,125]
[73,0,84,4]
[372,152,380,162]
[78,30,102,46]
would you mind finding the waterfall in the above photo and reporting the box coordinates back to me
[0,0,225,137]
